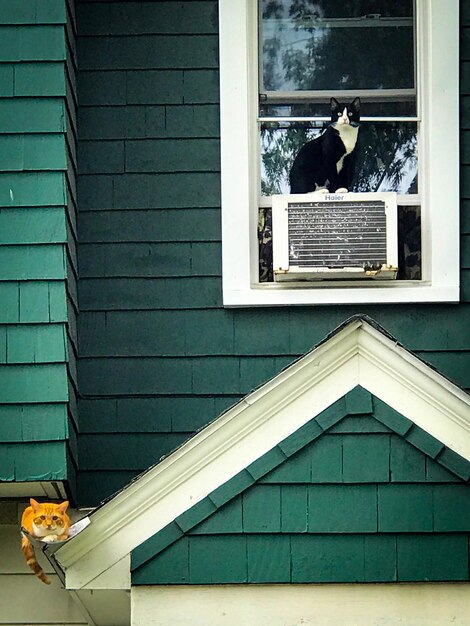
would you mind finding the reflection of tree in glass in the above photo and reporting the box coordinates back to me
[261,122,322,195]
[261,0,414,92]
[352,123,417,193]
[261,122,417,195]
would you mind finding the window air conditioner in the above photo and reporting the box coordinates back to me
[272,192,398,282]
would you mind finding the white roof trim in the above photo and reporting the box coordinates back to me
[53,318,470,590]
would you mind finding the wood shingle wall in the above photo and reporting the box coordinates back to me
[0,0,77,486]
[131,389,470,585]
[75,0,470,506]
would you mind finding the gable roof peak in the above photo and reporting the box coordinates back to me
[50,316,470,590]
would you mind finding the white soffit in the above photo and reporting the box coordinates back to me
[52,317,470,590]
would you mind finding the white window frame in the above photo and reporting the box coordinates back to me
[219,0,459,306]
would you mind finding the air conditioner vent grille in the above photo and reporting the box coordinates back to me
[288,200,387,268]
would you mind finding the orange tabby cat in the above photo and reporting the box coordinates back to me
[21,498,70,584]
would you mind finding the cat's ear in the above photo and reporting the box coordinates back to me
[330,97,340,110]
[30,498,41,512]
[58,501,69,514]
[351,97,361,110]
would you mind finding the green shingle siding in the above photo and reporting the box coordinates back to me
[0,0,66,25]
[74,0,470,507]
[77,1,218,36]
[0,1,75,488]
[0,441,67,481]
[0,99,66,133]
[131,391,470,585]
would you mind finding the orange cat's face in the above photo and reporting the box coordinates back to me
[22,499,71,539]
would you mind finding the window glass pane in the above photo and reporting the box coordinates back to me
[260,121,418,195]
[260,0,414,92]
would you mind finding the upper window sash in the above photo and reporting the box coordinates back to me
[219,0,459,306]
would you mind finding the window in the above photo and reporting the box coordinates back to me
[219,0,459,306]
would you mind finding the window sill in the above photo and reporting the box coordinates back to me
[223,283,460,307]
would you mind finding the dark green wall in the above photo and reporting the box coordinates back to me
[131,389,470,585]
[76,1,470,506]
[0,0,78,486]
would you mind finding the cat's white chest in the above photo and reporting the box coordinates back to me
[336,124,358,173]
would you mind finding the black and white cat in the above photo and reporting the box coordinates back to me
[289,97,361,194]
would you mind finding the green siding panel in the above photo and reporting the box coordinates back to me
[243,486,281,533]
[79,1,217,36]
[247,535,290,583]
[78,35,218,71]
[47,281,67,321]
[133,538,190,584]
[0,440,66,481]
[15,281,67,323]
[0,245,65,280]
[308,485,377,533]
[0,99,65,133]
[0,363,68,403]
[433,484,470,531]
[78,207,221,243]
[291,535,365,583]
[14,62,66,96]
[0,403,67,442]
[310,436,342,483]
[0,135,66,171]
[281,485,308,532]
[0,25,65,61]
[342,434,390,482]
[19,281,50,323]
[78,277,222,310]
[78,357,193,395]
[390,435,426,481]
[0,208,66,244]
[378,484,433,532]
[364,535,397,582]
[189,536,247,584]
[78,433,188,470]
[0,282,19,323]
[0,64,13,95]
[0,172,66,207]
[234,310,291,355]
[6,324,66,363]
[397,535,469,582]
[0,0,66,24]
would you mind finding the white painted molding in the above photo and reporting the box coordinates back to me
[53,318,470,591]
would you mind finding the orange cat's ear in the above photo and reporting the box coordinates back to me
[58,501,69,514]
[30,498,41,512]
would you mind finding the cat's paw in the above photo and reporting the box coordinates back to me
[335,188,349,193]
[42,534,58,543]
[317,188,329,194]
